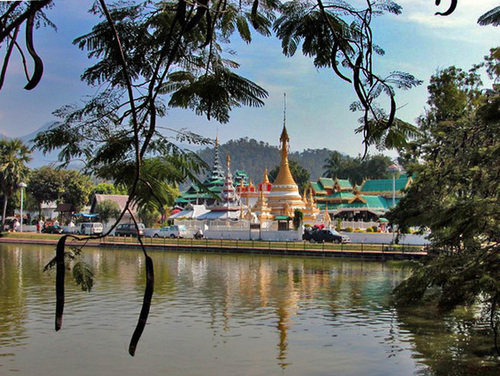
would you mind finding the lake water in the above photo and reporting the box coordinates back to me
[0,244,497,375]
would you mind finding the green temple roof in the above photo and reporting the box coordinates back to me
[318,177,334,189]
[361,177,410,194]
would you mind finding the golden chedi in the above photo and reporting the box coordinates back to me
[267,125,305,217]
[303,187,320,223]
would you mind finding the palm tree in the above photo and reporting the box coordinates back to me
[478,6,500,26]
[322,151,343,178]
[0,139,31,227]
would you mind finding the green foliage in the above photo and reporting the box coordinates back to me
[95,200,121,225]
[389,49,500,355]
[0,139,31,224]
[60,170,93,212]
[72,261,94,292]
[293,209,303,230]
[344,226,353,233]
[273,0,421,152]
[27,167,92,213]
[197,138,333,183]
[138,206,161,228]
[92,182,127,196]
[44,245,94,292]
[366,227,373,233]
[322,152,393,186]
[27,166,64,214]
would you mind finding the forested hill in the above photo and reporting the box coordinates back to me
[197,138,332,182]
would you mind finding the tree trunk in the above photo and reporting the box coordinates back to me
[2,193,8,228]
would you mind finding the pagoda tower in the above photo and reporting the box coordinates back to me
[267,125,305,217]
[255,190,273,223]
[221,154,239,205]
[207,136,225,182]
[258,168,272,196]
[303,187,320,223]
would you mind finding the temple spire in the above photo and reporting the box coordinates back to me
[283,93,287,128]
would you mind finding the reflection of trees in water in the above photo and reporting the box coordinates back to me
[7,245,475,373]
[0,246,53,350]
[396,305,499,376]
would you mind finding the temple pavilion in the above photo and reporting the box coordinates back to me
[307,174,413,221]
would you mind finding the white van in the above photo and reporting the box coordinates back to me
[154,225,188,238]
[79,222,104,235]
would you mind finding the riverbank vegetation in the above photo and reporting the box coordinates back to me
[389,46,500,356]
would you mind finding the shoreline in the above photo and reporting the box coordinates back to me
[0,234,427,260]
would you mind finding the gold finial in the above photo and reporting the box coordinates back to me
[283,93,287,129]
[280,125,289,144]
[226,153,231,171]
[263,168,270,184]
[215,135,218,147]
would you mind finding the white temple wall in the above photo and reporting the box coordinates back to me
[204,228,301,241]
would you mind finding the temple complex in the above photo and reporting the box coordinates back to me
[307,174,412,221]
[175,125,408,225]
[267,126,305,218]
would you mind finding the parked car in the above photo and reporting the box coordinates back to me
[303,228,350,243]
[154,225,188,238]
[114,223,145,237]
[79,222,104,235]
[42,224,64,234]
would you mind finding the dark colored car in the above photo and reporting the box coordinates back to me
[303,228,350,243]
[42,224,64,234]
[114,223,145,237]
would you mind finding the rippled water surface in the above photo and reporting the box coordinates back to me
[0,244,497,375]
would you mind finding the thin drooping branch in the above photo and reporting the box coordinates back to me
[0,26,19,90]
[127,209,154,356]
[55,235,68,331]
[434,0,458,17]
[0,0,52,90]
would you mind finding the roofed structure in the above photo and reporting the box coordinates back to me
[359,174,412,197]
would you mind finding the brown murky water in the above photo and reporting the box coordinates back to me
[0,244,498,375]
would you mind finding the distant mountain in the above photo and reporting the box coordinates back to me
[197,137,334,183]
[0,122,61,167]
[21,122,62,168]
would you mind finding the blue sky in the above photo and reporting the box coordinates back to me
[0,0,498,158]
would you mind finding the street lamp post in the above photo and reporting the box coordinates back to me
[19,182,27,232]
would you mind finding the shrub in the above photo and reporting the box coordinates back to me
[366,227,373,233]
[344,226,353,233]
[354,228,365,233]
[371,225,378,232]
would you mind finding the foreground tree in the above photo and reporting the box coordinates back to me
[389,48,500,356]
[0,1,54,90]
[7,0,470,356]
[0,139,31,227]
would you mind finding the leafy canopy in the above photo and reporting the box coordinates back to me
[389,48,500,355]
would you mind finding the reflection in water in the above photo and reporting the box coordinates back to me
[0,244,497,375]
